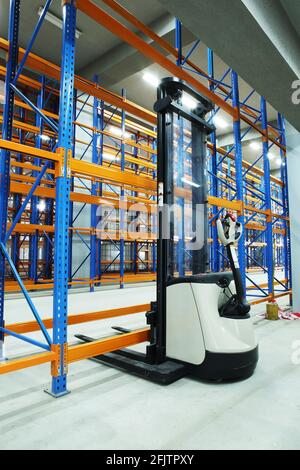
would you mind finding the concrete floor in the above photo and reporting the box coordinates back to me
[1,284,300,450]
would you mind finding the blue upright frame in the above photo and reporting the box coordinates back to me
[0,0,21,359]
[261,96,274,296]
[231,70,246,290]
[50,0,77,397]
[207,48,220,272]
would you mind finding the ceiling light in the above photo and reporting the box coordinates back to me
[38,8,82,39]
[181,93,198,110]
[40,134,50,143]
[268,153,275,160]
[181,177,200,188]
[213,116,229,129]
[110,126,130,140]
[37,200,46,212]
[249,141,260,151]
[276,158,282,166]
[143,72,159,88]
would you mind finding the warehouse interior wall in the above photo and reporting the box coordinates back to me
[286,122,300,311]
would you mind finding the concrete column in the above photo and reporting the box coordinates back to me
[286,122,300,311]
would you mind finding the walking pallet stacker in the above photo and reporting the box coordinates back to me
[78,78,258,383]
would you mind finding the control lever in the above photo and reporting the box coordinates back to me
[217,214,250,317]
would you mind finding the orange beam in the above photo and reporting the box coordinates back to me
[248,279,288,290]
[0,64,59,95]
[6,304,151,335]
[0,329,150,375]
[10,181,55,200]
[14,98,59,120]
[0,115,39,134]
[0,351,55,375]
[70,159,156,191]
[0,139,61,162]
[9,181,155,211]
[101,0,175,56]
[12,160,56,176]
[7,223,55,234]
[208,196,242,213]
[68,328,150,363]
[245,205,269,216]
[11,172,55,187]
[245,205,289,222]
[250,290,291,305]
[4,274,156,292]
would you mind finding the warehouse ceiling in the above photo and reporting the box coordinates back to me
[157,0,300,132]
[0,0,291,170]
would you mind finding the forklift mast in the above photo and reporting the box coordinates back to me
[147,78,215,364]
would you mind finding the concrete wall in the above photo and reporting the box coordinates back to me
[286,122,300,310]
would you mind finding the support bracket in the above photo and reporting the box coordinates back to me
[45,344,70,398]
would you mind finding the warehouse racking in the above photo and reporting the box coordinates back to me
[0,0,291,396]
